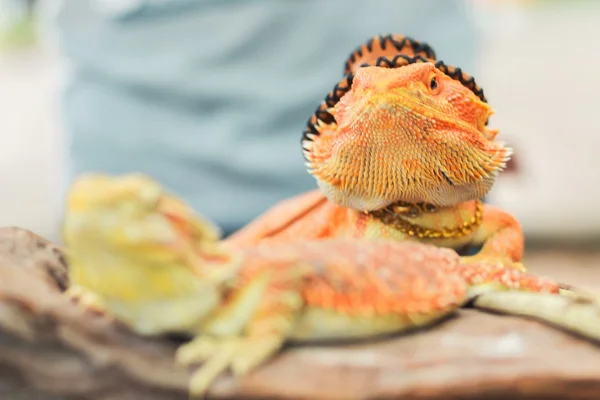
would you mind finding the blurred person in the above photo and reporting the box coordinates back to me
[40,0,480,237]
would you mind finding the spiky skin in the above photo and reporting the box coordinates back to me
[307,64,509,209]
[228,34,522,270]
[63,173,560,397]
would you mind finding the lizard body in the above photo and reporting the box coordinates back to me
[227,34,522,269]
[63,173,561,396]
[227,190,518,260]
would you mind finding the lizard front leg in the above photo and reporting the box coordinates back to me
[462,204,526,271]
[175,264,308,397]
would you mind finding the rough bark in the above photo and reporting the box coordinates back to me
[0,227,600,400]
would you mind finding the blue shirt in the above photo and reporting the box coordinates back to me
[50,0,478,234]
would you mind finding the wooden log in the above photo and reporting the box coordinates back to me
[0,227,599,400]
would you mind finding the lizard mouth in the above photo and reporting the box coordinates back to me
[348,88,454,129]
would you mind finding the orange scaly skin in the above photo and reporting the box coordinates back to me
[226,190,523,265]
[63,173,562,397]
[307,64,506,208]
[228,34,522,270]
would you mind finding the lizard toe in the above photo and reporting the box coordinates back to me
[177,335,239,397]
[230,335,285,376]
[176,334,285,397]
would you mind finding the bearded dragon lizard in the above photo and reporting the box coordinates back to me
[60,35,600,398]
[226,34,521,271]
[63,173,566,397]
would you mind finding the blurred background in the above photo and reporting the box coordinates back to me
[0,0,598,274]
[0,1,599,397]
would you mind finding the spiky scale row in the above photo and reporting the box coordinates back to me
[242,240,466,316]
[343,34,437,76]
[435,61,487,104]
[454,261,560,294]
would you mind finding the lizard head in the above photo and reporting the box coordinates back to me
[64,172,222,251]
[304,62,511,210]
[63,173,237,335]
[67,173,164,215]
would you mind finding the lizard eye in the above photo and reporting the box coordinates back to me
[429,76,438,91]
[427,73,442,95]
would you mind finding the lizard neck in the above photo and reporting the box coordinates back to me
[365,199,483,240]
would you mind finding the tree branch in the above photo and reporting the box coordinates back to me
[0,227,600,400]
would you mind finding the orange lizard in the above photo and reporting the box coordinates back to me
[226,34,521,271]
[63,173,571,397]
[59,35,600,398]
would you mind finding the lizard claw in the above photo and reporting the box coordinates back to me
[176,335,238,396]
[229,336,283,376]
[176,334,284,397]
